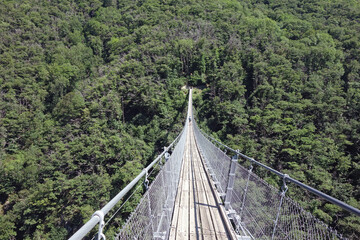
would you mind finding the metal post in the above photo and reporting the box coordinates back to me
[159,168,166,225]
[91,211,105,240]
[165,156,174,218]
[239,161,253,220]
[163,153,171,205]
[144,171,149,191]
[164,151,170,162]
[154,171,167,240]
[224,152,238,209]
[146,192,155,236]
[272,174,289,240]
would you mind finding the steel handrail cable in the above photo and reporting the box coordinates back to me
[114,90,193,240]
[195,124,360,217]
[69,130,184,240]
[192,120,345,239]
[89,158,163,240]
[69,90,192,240]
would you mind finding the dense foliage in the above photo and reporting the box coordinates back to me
[0,0,359,239]
[0,0,189,239]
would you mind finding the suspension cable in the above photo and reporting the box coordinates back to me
[196,125,360,217]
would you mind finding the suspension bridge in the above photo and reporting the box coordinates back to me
[69,89,360,240]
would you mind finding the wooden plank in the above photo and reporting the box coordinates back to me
[170,120,237,240]
[192,125,234,240]
[198,158,228,239]
[189,126,203,240]
[170,124,191,239]
[173,124,194,240]
[176,186,190,239]
[175,132,190,240]
[169,147,187,239]
[189,146,197,238]
[194,133,237,240]
[192,140,217,240]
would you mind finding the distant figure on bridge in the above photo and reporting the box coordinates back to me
[189,116,191,122]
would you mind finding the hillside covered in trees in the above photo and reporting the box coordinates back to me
[0,0,359,239]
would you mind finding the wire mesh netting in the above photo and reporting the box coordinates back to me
[193,120,343,240]
[192,120,231,196]
[116,122,188,240]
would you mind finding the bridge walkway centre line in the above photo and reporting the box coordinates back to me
[169,96,237,240]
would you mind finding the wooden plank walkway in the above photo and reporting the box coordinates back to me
[169,117,236,240]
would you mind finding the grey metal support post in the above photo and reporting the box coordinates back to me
[146,192,155,236]
[164,151,170,162]
[143,169,154,234]
[164,150,170,206]
[159,168,166,223]
[224,152,238,210]
[271,174,289,240]
[153,232,166,240]
[167,154,175,205]
[93,211,105,240]
[239,160,253,220]
[154,180,167,239]
[144,171,149,191]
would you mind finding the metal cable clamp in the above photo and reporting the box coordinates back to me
[92,210,106,240]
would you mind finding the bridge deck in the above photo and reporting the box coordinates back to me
[169,120,236,240]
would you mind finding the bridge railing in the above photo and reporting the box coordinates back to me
[69,90,193,240]
[68,123,187,240]
[192,119,359,240]
[115,119,188,240]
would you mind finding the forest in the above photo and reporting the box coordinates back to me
[0,0,359,239]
